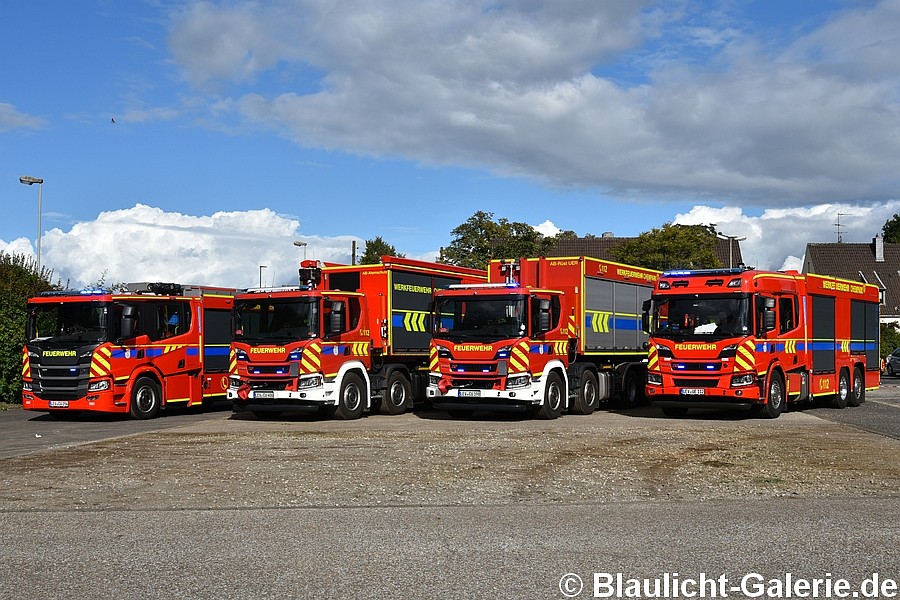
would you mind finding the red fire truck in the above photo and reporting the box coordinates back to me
[426,256,660,418]
[22,282,236,419]
[643,268,880,418]
[228,257,486,419]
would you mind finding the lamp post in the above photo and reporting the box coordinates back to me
[19,175,43,272]
[293,240,308,260]
[259,265,267,287]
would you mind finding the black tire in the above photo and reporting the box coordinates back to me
[130,376,162,419]
[534,372,563,420]
[570,370,598,415]
[620,372,642,408]
[379,371,411,415]
[758,372,784,419]
[332,372,366,420]
[831,369,850,409]
[661,406,688,417]
[848,367,865,407]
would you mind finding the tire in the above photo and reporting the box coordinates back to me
[570,370,598,415]
[758,372,784,419]
[332,372,366,420]
[379,371,411,415]
[620,372,642,408]
[534,372,563,420]
[130,376,162,419]
[848,367,865,407]
[831,369,850,409]
[661,406,688,417]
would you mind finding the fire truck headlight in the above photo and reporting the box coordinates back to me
[429,374,441,386]
[731,373,755,387]
[719,344,738,358]
[23,381,32,391]
[235,350,248,361]
[88,379,110,392]
[506,374,531,389]
[647,372,662,385]
[29,351,40,359]
[655,344,674,358]
[298,375,323,389]
[229,375,243,389]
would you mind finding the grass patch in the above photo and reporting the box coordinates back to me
[0,401,21,411]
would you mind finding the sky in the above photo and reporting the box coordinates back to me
[3,0,900,289]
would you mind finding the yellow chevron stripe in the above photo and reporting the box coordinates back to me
[22,347,30,378]
[648,345,658,370]
[429,346,439,371]
[229,348,237,374]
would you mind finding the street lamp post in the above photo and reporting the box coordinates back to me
[19,175,43,272]
[293,241,308,260]
[259,265,267,287]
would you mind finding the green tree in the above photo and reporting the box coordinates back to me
[610,223,722,271]
[881,322,900,362]
[359,236,405,264]
[439,211,551,269]
[882,214,900,243]
[0,253,57,404]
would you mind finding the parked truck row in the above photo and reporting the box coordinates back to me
[20,256,881,420]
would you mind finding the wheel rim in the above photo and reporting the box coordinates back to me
[853,372,863,400]
[388,381,406,407]
[583,380,597,408]
[839,373,849,401]
[343,383,362,411]
[769,378,783,410]
[547,381,561,411]
[136,386,156,413]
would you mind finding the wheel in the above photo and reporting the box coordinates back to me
[831,369,850,409]
[332,372,366,420]
[570,370,598,415]
[758,372,784,419]
[130,376,162,419]
[379,371,411,415]
[848,367,865,407]
[620,372,642,408]
[534,372,563,420]
[661,406,688,417]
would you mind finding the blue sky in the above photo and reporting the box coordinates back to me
[3,0,900,288]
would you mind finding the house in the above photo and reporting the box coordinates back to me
[545,233,745,269]
[802,234,900,324]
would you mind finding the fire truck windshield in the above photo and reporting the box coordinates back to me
[234,298,318,341]
[434,295,527,341]
[27,301,110,343]
[650,295,751,339]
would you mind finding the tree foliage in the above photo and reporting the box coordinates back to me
[0,253,57,404]
[359,236,405,264]
[610,224,723,271]
[882,214,900,244]
[439,211,555,269]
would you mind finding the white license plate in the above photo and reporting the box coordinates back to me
[459,390,481,397]
[49,400,69,408]
[254,391,275,399]
[680,388,706,396]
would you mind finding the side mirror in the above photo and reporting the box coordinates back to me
[641,312,650,334]
[120,305,136,339]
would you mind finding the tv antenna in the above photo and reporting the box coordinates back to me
[835,212,846,243]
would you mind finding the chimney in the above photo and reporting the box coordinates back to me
[875,233,885,263]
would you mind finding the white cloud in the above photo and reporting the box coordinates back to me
[673,201,900,271]
[0,102,45,131]
[39,204,362,289]
[0,237,36,258]
[165,1,900,207]
[533,220,561,237]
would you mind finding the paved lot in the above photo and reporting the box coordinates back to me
[0,390,898,599]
